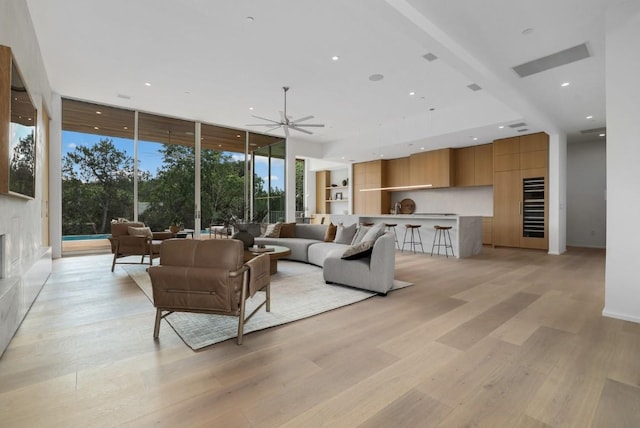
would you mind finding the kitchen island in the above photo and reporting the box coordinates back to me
[357,214,483,258]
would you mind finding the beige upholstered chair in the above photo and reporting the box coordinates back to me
[148,239,271,345]
[108,222,173,272]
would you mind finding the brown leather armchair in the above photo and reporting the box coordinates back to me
[148,239,271,345]
[108,222,173,272]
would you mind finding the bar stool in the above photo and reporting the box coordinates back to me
[431,225,455,258]
[402,224,424,253]
[384,223,399,249]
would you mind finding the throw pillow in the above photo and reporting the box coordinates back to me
[279,222,297,238]
[360,223,385,243]
[324,223,338,242]
[263,222,283,238]
[127,226,153,238]
[333,223,357,244]
[341,240,375,260]
[351,225,371,245]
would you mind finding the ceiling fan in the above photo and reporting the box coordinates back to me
[247,86,324,136]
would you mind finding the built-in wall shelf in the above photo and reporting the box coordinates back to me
[327,199,349,203]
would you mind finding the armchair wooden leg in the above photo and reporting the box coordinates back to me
[111,253,118,272]
[153,308,162,338]
[266,283,271,312]
[237,273,249,345]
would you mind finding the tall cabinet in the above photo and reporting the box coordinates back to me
[353,160,390,215]
[493,132,548,250]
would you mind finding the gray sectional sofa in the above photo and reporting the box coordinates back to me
[254,223,396,295]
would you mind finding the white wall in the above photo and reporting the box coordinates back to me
[603,1,640,323]
[0,0,52,270]
[566,139,606,248]
[391,186,493,216]
[0,0,53,356]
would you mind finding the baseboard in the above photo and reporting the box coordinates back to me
[602,308,640,324]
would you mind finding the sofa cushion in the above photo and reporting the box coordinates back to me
[324,223,337,242]
[127,226,152,238]
[361,223,385,243]
[279,222,297,238]
[294,224,328,240]
[264,222,283,238]
[351,225,371,245]
[254,237,319,263]
[307,242,348,266]
[341,240,375,260]
[334,223,357,244]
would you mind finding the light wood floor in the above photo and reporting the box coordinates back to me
[1,246,639,427]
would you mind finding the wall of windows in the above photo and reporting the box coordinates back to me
[61,99,285,241]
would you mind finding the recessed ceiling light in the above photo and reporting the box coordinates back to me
[420,147,425,150]
[96,111,101,115]
[600,133,606,137]
[409,91,415,96]
[249,107,254,111]
[561,82,570,87]
[499,125,505,129]
[219,144,222,147]
[586,115,593,119]
[144,82,151,87]
[236,134,241,138]
[331,55,339,61]
[472,137,478,141]
[93,126,99,130]
[123,126,128,130]
[379,154,384,158]
[369,74,384,82]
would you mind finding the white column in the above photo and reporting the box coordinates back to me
[49,93,63,259]
[547,132,567,255]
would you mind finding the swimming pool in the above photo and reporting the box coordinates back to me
[62,234,111,241]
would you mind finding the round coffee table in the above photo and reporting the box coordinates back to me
[245,245,291,275]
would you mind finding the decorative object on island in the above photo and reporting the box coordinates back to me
[341,178,348,186]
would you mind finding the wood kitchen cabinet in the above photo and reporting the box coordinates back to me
[409,148,453,188]
[492,132,548,250]
[385,157,410,187]
[353,160,390,215]
[453,143,493,187]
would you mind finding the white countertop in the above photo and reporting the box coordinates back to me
[358,214,480,220]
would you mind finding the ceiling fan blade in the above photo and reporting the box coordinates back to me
[251,115,281,125]
[294,123,325,127]
[246,123,280,127]
[291,115,314,124]
[289,125,313,135]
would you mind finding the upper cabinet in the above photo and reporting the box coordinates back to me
[385,157,410,188]
[453,143,493,187]
[409,148,453,188]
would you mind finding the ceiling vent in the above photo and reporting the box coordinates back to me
[517,128,530,132]
[512,43,591,78]
[509,122,527,128]
[580,126,607,134]
[467,83,482,92]
[422,52,438,62]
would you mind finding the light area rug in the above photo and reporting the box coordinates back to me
[124,261,412,350]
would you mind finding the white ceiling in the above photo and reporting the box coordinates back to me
[25,0,618,163]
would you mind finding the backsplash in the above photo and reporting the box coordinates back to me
[391,186,493,216]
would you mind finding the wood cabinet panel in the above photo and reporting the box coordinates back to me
[454,147,475,187]
[482,217,493,245]
[409,152,429,186]
[474,143,493,185]
[520,132,548,152]
[493,170,521,247]
[352,160,389,214]
[315,170,330,214]
[520,149,547,170]
[494,153,519,171]
[386,157,409,187]
[493,137,520,155]
[410,149,452,188]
